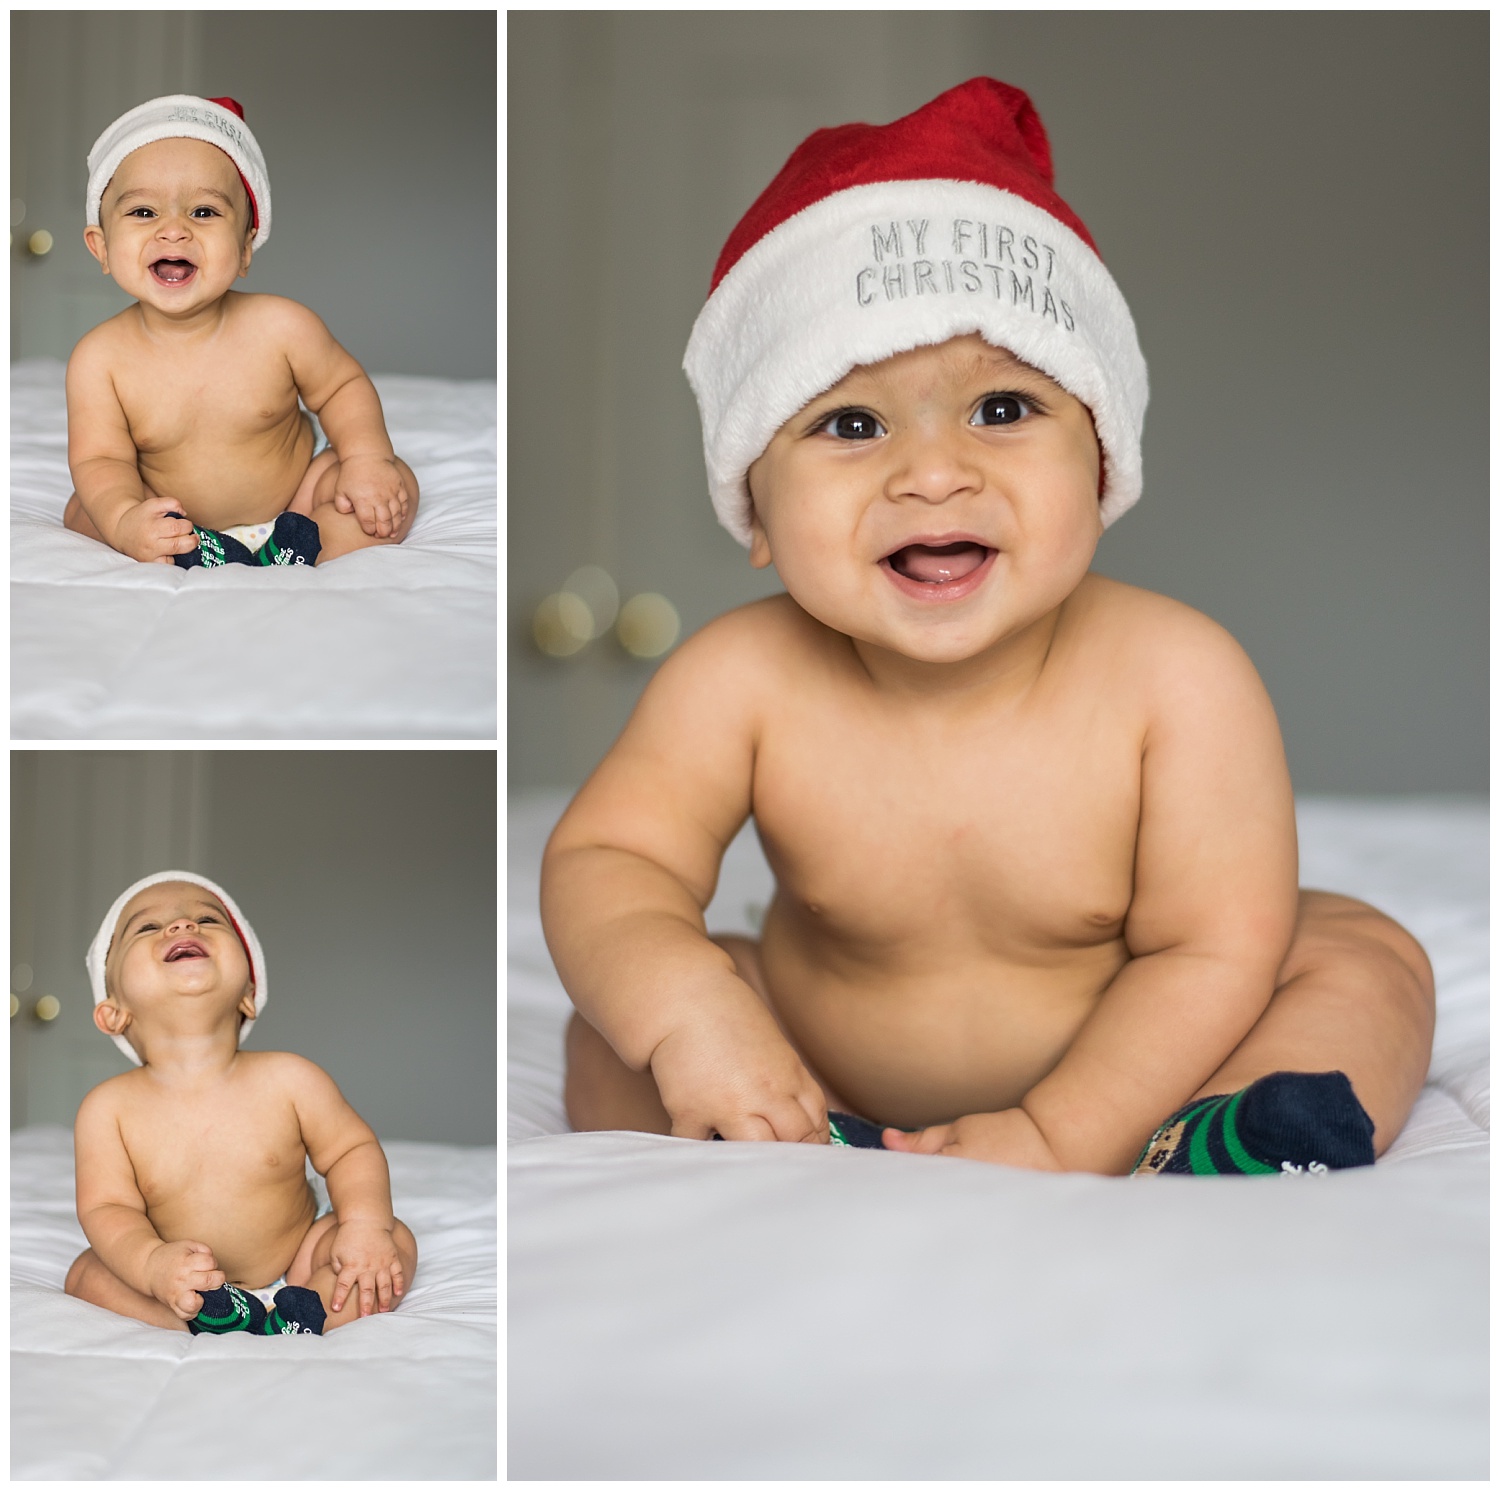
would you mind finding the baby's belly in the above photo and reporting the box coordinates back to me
[138,424,314,529]
[148,1180,319,1290]
[760,916,1129,1130]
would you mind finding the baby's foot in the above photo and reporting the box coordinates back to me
[262,1285,327,1336]
[171,512,321,570]
[1132,1070,1376,1176]
[258,512,321,567]
[828,1111,904,1148]
[172,524,256,570]
[187,1284,268,1335]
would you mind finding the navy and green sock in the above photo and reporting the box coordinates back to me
[172,511,321,570]
[1132,1069,1376,1176]
[187,1284,266,1335]
[261,1285,327,1335]
[187,1283,326,1336]
[828,1111,907,1148]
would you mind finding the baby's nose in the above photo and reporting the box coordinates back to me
[166,916,198,932]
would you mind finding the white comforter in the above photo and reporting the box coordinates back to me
[10,359,496,739]
[13,1128,497,1479]
[509,793,1488,1478]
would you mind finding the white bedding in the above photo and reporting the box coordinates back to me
[10,358,496,739]
[13,1127,497,1479]
[509,792,1488,1478]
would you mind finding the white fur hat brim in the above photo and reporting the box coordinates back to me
[683,179,1148,546]
[86,95,271,251]
[87,871,268,1067]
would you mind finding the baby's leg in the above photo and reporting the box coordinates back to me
[1136,892,1434,1175]
[62,493,107,542]
[64,1248,188,1332]
[286,1214,419,1332]
[286,448,421,563]
[1189,891,1434,1154]
[1188,888,1434,1146]
[564,934,856,1134]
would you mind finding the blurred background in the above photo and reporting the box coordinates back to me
[12,10,496,377]
[509,11,1485,796]
[11,750,497,1144]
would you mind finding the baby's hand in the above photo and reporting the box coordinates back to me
[145,1239,225,1320]
[650,1006,829,1145]
[328,1219,406,1317]
[331,454,411,539]
[110,497,198,565]
[881,1109,1065,1170]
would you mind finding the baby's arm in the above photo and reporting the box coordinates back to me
[73,1086,226,1318]
[542,610,829,1144]
[289,1055,405,1316]
[276,300,411,538]
[65,337,197,563]
[890,610,1299,1173]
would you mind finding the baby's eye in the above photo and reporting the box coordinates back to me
[127,208,156,218]
[191,207,219,218]
[971,394,1035,427]
[819,408,886,441]
[138,922,159,933]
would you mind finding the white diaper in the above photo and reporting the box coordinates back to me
[221,519,277,554]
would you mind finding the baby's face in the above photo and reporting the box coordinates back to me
[84,138,253,313]
[104,882,255,1033]
[745,334,1103,666]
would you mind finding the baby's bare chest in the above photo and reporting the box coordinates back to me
[123,1095,307,1210]
[752,694,1142,949]
[113,344,301,457]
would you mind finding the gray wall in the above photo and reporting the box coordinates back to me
[11,750,496,1144]
[508,11,1485,794]
[12,10,496,377]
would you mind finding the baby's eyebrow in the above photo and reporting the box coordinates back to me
[114,186,236,206]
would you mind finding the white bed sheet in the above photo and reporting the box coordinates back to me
[508,791,1488,1478]
[11,358,496,739]
[13,1127,497,1479]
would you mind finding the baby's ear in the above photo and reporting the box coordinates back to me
[236,985,258,1022]
[92,1000,130,1037]
[83,224,109,274]
[746,510,774,570]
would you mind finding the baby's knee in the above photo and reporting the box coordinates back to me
[393,1217,418,1274]
[64,1248,98,1298]
[62,493,100,540]
[1290,892,1435,1032]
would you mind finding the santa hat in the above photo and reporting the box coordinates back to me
[86,95,271,251]
[683,77,1148,546]
[87,871,268,1067]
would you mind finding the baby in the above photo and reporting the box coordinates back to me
[63,95,419,568]
[65,872,417,1335]
[544,79,1435,1176]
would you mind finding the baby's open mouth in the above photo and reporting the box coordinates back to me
[150,259,197,285]
[164,939,208,962]
[884,540,993,585]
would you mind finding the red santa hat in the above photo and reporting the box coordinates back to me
[87,870,268,1067]
[683,78,1148,546]
[86,94,271,251]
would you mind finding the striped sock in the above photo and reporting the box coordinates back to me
[261,1285,327,1336]
[828,1111,904,1148]
[187,1284,268,1335]
[1132,1070,1376,1176]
